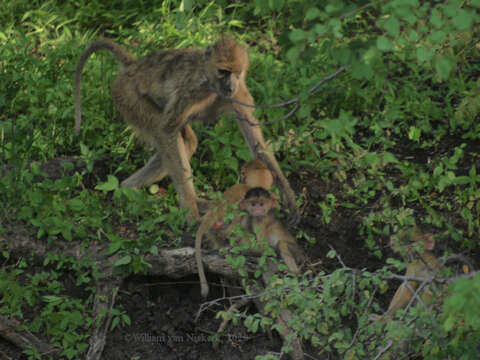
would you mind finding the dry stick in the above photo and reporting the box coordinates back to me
[373,339,393,360]
[212,297,252,350]
[373,280,431,359]
[339,0,386,20]
[0,315,61,357]
[400,281,429,321]
[381,271,480,285]
[0,349,12,360]
[216,298,251,335]
[343,286,379,359]
[86,277,122,360]
[207,66,348,126]
[257,260,304,360]
[327,243,347,268]
[196,265,305,359]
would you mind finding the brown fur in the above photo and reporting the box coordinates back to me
[74,37,298,222]
[238,187,304,274]
[371,227,442,323]
[196,160,274,298]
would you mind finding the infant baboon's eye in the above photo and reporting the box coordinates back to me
[217,69,230,78]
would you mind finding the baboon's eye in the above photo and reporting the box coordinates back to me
[217,69,230,78]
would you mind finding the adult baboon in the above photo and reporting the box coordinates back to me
[75,37,298,222]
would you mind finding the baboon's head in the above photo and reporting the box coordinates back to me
[390,227,435,259]
[204,36,248,97]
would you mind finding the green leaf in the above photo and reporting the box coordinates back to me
[149,245,158,255]
[43,295,62,305]
[351,61,374,80]
[383,152,398,164]
[61,228,72,242]
[443,315,456,331]
[400,0,419,6]
[435,56,455,81]
[289,29,307,43]
[430,8,444,28]
[228,20,243,28]
[452,10,474,30]
[454,176,471,185]
[313,24,328,35]
[111,316,120,330]
[472,0,480,7]
[79,143,90,156]
[339,203,359,209]
[408,126,421,141]
[428,30,447,44]
[114,255,132,266]
[408,30,419,41]
[95,175,119,192]
[376,36,393,52]
[416,47,434,62]
[383,16,400,37]
[179,0,192,12]
[286,45,302,61]
[68,198,84,212]
[306,7,322,21]
[107,241,123,255]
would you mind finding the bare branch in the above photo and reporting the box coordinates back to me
[210,66,348,126]
[383,271,480,285]
[373,339,393,360]
[327,243,347,268]
[0,315,60,357]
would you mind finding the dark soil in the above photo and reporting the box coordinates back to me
[104,274,284,360]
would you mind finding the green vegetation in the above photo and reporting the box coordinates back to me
[1,0,479,359]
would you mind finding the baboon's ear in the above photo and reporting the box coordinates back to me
[239,199,247,211]
[270,193,279,209]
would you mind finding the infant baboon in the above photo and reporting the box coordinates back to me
[196,159,275,297]
[74,37,298,222]
[238,187,304,273]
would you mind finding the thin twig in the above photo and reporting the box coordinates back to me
[340,0,386,20]
[373,339,393,360]
[327,243,347,268]
[209,66,348,126]
[344,286,378,358]
[400,281,428,321]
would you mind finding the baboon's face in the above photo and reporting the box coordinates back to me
[215,68,240,96]
[204,38,248,97]
[389,228,434,258]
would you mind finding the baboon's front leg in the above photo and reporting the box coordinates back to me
[233,83,299,224]
[182,124,198,159]
[180,126,210,214]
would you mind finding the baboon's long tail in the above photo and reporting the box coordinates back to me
[74,38,136,135]
[195,223,210,298]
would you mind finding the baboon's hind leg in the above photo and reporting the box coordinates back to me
[159,133,200,222]
[120,152,165,189]
[120,125,198,189]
